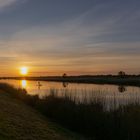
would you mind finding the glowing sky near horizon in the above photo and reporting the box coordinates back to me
[0,0,140,76]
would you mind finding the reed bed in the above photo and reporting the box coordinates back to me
[1,83,140,140]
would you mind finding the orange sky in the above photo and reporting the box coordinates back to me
[0,0,140,76]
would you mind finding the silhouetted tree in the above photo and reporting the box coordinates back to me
[118,71,126,78]
[62,73,67,78]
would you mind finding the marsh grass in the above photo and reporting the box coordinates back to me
[1,83,140,140]
[0,83,84,140]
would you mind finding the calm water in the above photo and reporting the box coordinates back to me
[0,79,140,110]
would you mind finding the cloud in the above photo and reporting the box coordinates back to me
[0,0,140,75]
[0,0,18,8]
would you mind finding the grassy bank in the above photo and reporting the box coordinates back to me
[1,75,140,87]
[0,84,84,140]
[1,84,140,140]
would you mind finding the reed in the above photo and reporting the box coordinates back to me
[1,83,140,140]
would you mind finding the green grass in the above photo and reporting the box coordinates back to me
[0,87,84,140]
[2,83,140,140]
[1,83,140,140]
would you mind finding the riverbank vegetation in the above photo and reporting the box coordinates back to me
[1,83,140,140]
[1,74,140,87]
[0,84,84,140]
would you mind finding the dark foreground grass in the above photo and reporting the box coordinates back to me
[1,83,140,140]
[0,84,84,140]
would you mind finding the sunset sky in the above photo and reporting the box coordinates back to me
[0,0,140,76]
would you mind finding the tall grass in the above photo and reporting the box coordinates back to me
[1,83,140,140]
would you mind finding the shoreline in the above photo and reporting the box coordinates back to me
[0,76,140,87]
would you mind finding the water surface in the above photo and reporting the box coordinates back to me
[0,79,140,110]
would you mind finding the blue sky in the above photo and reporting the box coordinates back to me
[0,0,140,76]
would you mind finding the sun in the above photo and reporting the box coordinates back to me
[20,67,28,76]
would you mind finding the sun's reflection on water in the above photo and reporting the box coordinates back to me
[0,79,140,110]
[20,80,27,89]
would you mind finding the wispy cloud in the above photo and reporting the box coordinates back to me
[0,0,18,8]
[0,0,140,75]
